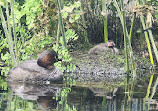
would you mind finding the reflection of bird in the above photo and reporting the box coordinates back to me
[37,96,57,110]
[7,50,63,84]
[88,40,119,55]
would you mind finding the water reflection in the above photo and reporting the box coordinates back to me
[1,72,158,110]
[7,82,62,110]
[4,81,157,111]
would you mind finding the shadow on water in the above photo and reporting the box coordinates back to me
[0,68,158,111]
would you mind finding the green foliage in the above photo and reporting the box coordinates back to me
[145,0,158,5]
[53,29,78,85]
[0,33,11,77]
[0,27,78,78]
[10,95,39,111]
[0,0,4,7]
[0,77,7,90]
[60,29,78,43]
[54,29,78,73]
[62,1,82,23]
[34,0,58,37]
[58,87,77,111]
[0,25,52,76]
[0,93,8,110]
[10,0,42,29]
[0,34,8,52]
[0,32,13,69]
[22,0,42,29]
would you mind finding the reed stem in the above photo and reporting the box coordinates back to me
[0,5,17,66]
[11,0,19,65]
[120,0,130,77]
[57,0,66,48]
[113,0,136,77]
[147,27,158,63]
[137,0,155,66]
[56,21,60,46]
[129,13,136,41]
[81,0,89,44]
[102,0,108,43]
[140,16,154,65]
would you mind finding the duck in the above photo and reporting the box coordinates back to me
[88,40,119,55]
[7,50,63,84]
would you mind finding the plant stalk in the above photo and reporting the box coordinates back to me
[102,0,108,43]
[0,5,17,66]
[81,0,89,44]
[140,16,154,65]
[129,13,136,41]
[113,0,136,77]
[57,0,66,48]
[11,0,19,65]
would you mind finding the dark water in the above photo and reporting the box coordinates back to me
[0,70,158,111]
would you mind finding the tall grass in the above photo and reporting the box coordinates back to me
[81,0,89,44]
[0,1,18,66]
[136,0,158,65]
[57,0,66,48]
[113,0,136,77]
[129,13,136,41]
[11,0,19,64]
[136,0,158,106]
[120,0,130,76]
[140,16,154,65]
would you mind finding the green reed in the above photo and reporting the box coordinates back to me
[81,0,89,44]
[129,13,136,41]
[57,0,66,48]
[0,1,18,66]
[113,0,136,77]
[137,0,158,65]
[102,0,108,43]
[136,0,158,107]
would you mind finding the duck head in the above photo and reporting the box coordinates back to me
[106,40,115,48]
[37,50,61,69]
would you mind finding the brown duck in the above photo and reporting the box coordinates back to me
[88,40,119,55]
[7,50,63,84]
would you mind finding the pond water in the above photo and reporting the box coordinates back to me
[0,69,158,111]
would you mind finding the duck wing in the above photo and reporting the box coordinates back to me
[19,60,43,73]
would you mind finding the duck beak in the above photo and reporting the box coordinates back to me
[108,44,113,47]
[55,51,62,62]
[108,43,115,48]
[57,58,62,62]
[55,56,62,62]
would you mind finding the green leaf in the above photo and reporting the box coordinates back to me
[62,6,74,13]
[73,1,81,8]
[74,14,80,20]
[62,12,68,19]
[0,0,4,6]
[69,17,75,23]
